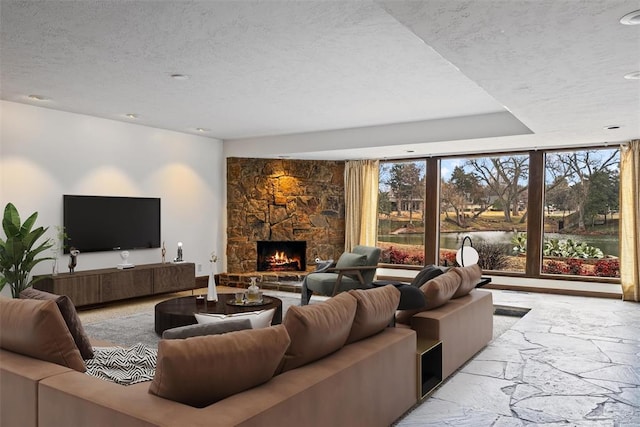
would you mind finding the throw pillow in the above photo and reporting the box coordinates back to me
[335,252,368,268]
[410,265,445,287]
[419,272,461,310]
[279,291,357,373]
[162,318,252,339]
[149,325,290,407]
[0,297,86,372]
[346,285,400,344]
[194,308,275,329]
[20,287,94,359]
[450,264,483,298]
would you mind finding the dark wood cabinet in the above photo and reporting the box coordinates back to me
[153,263,196,294]
[35,263,195,307]
[37,275,101,307]
[101,269,153,302]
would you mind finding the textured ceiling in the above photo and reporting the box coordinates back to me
[1,0,638,159]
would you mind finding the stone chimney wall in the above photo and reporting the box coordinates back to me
[226,157,345,273]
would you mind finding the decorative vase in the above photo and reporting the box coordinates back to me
[207,263,218,302]
[247,277,262,303]
[52,252,59,276]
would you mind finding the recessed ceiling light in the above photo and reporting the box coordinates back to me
[170,74,190,80]
[27,94,47,101]
[125,113,138,119]
[624,71,640,80]
[604,125,621,130]
[406,150,415,153]
[620,9,640,25]
[195,128,209,133]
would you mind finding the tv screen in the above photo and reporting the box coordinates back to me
[63,195,161,253]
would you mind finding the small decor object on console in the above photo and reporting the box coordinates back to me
[247,276,262,303]
[51,225,67,276]
[207,251,218,302]
[117,250,135,269]
[68,247,79,273]
[174,242,183,263]
[161,241,166,263]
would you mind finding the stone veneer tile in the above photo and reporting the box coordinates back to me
[522,359,612,396]
[434,372,514,416]
[588,400,640,424]
[397,398,500,426]
[492,416,526,427]
[513,395,609,423]
[461,360,506,378]
[511,384,543,401]
[593,339,640,355]
[616,387,640,408]
[581,365,640,386]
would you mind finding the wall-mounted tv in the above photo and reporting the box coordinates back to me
[63,195,161,253]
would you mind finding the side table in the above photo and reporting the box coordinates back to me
[417,338,443,399]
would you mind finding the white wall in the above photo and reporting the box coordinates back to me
[0,101,224,297]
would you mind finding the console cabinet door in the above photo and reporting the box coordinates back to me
[101,269,153,302]
[153,263,195,294]
[48,275,101,306]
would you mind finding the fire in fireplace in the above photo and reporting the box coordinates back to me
[257,241,306,272]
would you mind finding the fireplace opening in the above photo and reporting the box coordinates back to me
[257,241,306,272]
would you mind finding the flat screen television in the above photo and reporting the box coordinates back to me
[63,195,161,253]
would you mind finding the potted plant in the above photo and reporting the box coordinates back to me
[0,203,53,298]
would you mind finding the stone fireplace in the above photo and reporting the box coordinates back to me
[257,241,306,272]
[226,157,345,273]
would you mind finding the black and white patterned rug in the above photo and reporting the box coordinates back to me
[85,343,157,385]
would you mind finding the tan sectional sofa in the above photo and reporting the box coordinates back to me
[394,264,494,379]
[0,286,417,427]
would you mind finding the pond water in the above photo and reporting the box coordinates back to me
[379,230,619,257]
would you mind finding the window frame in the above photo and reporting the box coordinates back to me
[376,146,621,285]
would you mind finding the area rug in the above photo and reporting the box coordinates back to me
[83,295,521,349]
[83,294,304,348]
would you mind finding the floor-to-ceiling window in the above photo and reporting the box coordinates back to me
[377,160,427,265]
[376,145,621,285]
[440,154,528,273]
[542,148,620,278]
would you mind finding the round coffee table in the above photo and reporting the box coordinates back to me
[154,293,282,335]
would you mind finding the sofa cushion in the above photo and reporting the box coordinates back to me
[280,291,357,373]
[346,285,400,344]
[450,264,483,298]
[420,271,461,310]
[0,297,86,372]
[162,318,252,339]
[194,308,275,329]
[149,324,290,407]
[20,287,94,359]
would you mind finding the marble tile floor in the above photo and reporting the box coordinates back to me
[396,289,640,426]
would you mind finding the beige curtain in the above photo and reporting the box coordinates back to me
[344,159,379,252]
[620,140,640,301]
